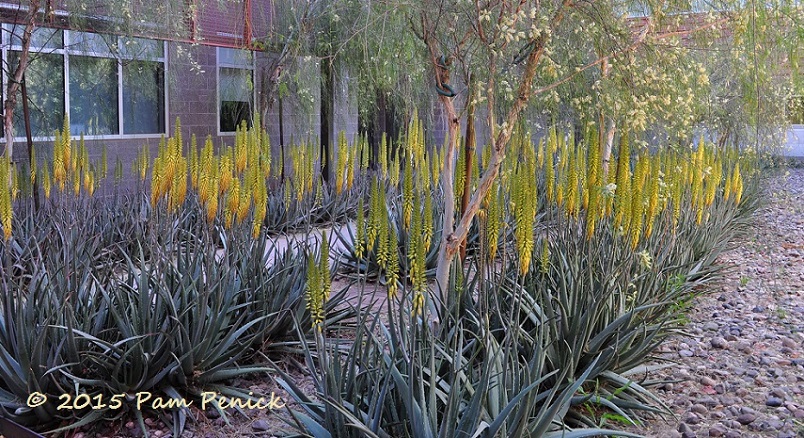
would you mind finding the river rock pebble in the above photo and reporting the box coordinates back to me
[630,167,804,437]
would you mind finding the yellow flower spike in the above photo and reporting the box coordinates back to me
[175,158,188,211]
[252,176,267,238]
[0,159,11,241]
[235,134,247,176]
[539,238,550,275]
[402,159,413,230]
[319,230,331,305]
[61,119,71,175]
[412,291,425,318]
[733,163,743,205]
[335,131,346,195]
[628,153,648,249]
[513,165,536,275]
[644,157,661,239]
[485,182,503,261]
[578,143,588,212]
[585,128,601,235]
[42,164,51,199]
[355,197,366,259]
[385,227,400,297]
[430,149,441,189]
[206,177,219,223]
[367,178,381,248]
[387,154,398,188]
[305,252,323,329]
[723,166,732,202]
[454,142,466,202]
[219,153,233,195]
[566,147,579,218]
[347,137,357,191]
[83,167,92,195]
[422,189,434,250]
[614,131,631,230]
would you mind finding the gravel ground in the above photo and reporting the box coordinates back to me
[630,166,804,438]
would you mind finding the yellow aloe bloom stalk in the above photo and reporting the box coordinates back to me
[565,146,579,218]
[53,130,65,191]
[0,157,12,241]
[539,238,550,275]
[61,119,71,177]
[219,151,233,195]
[485,181,503,261]
[235,177,250,224]
[585,131,601,240]
[305,251,324,330]
[402,153,414,230]
[412,291,425,318]
[614,131,631,231]
[430,149,442,190]
[252,174,267,238]
[206,175,219,223]
[733,163,743,205]
[454,141,466,202]
[320,230,331,302]
[335,131,346,195]
[367,178,382,248]
[355,197,366,259]
[723,165,733,202]
[385,227,400,297]
[407,196,424,294]
[29,145,37,191]
[261,129,271,180]
[578,143,588,212]
[376,205,390,271]
[628,153,648,249]
[644,156,661,239]
[389,151,400,188]
[513,163,536,275]
[347,133,357,190]
[83,167,92,195]
[422,188,434,251]
[235,132,247,176]
[42,163,51,199]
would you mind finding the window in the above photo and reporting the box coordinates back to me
[1,24,167,140]
[218,47,254,133]
[69,55,119,135]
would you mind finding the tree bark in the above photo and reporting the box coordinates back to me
[431,2,569,302]
[3,0,40,159]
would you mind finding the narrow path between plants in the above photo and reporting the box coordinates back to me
[631,166,804,438]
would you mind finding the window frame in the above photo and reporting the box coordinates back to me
[1,23,169,142]
[216,46,255,136]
